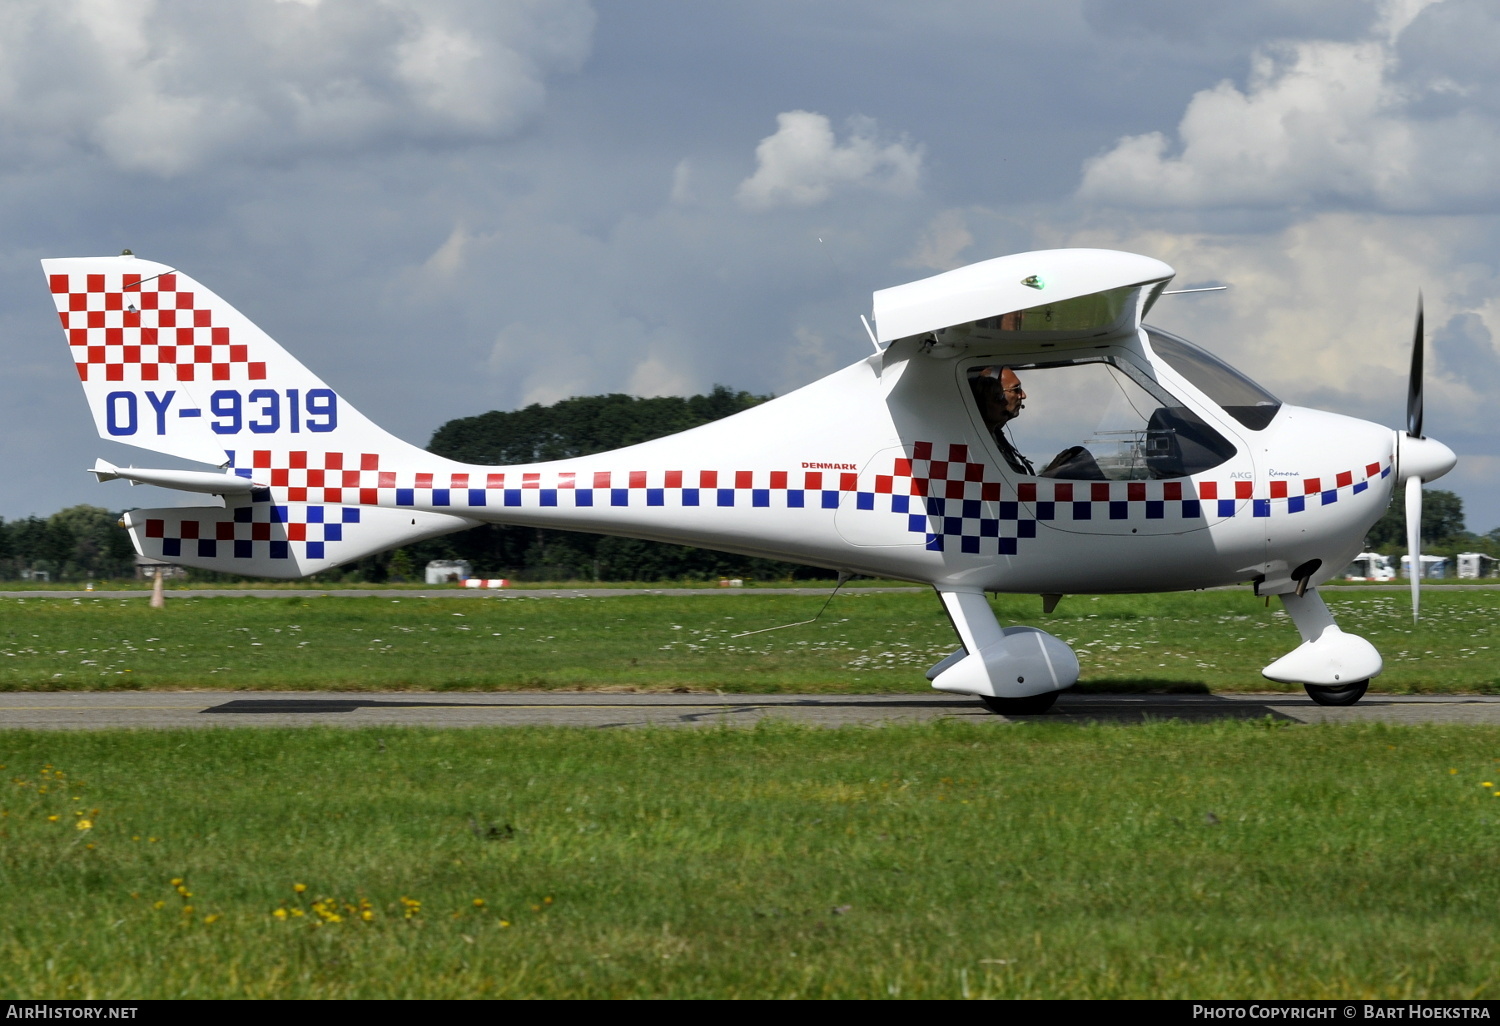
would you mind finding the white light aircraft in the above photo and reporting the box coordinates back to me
[42,248,1457,712]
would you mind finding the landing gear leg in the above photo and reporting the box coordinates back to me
[1261,588,1382,705]
[927,588,1078,713]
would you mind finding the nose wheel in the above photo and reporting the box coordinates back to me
[979,691,1062,715]
[1303,680,1369,706]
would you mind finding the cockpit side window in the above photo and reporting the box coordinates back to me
[965,356,1236,481]
[1145,328,1282,430]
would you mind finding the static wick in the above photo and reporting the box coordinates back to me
[731,572,852,638]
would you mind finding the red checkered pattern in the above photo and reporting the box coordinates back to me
[236,450,384,504]
[230,451,868,506]
[880,441,1004,501]
[49,271,266,384]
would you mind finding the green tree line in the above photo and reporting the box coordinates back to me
[381,385,822,583]
[1361,487,1499,557]
[0,505,137,581]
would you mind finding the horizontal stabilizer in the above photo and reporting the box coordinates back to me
[91,458,263,494]
[121,501,476,579]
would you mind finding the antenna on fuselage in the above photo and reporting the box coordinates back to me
[730,571,853,638]
[1161,285,1229,295]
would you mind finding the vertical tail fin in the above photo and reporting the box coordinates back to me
[41,254,428,468]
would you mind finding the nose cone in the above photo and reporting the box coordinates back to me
[1397,433,1458,484]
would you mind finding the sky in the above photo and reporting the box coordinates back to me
[2,0,1497,532]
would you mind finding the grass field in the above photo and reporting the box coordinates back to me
[1,721,1498,998]
[0,589,1494,693]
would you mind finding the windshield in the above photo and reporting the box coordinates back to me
[965,356,1236,480]
[1145,328,1281,430]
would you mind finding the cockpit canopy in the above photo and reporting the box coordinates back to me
[873,248,1174,347]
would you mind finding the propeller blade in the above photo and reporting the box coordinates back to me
[1407,293,1424,439]
[1405,474,1423,622]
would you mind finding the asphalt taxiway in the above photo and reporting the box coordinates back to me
[2,691,1498,730]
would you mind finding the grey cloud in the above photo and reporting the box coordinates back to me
[1395,0,1500,114]
[0,0,595,175]
[1082,0,1373,46]
[1078,1,1500,214]
[1435,311,1500,394]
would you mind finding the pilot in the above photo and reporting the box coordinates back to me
[971,366,1035,475]
[971,365,1105,480]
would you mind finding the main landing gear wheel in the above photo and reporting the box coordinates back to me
[979,691,1061,716]
[1303,680,1369,707]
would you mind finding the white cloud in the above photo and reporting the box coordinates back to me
[1077,0,1500,212]
[423,223,471,278]
[0,0,596,175]
[736,110,923,211]
[903,209,974,271]
[1053,212,1499,430]
[627,354,696,399]
[668,159,695,205]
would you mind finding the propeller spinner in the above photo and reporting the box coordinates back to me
[1395,294,1458,621]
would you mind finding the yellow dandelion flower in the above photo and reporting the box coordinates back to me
[544,897,553,905]
[170,878,183,886]
[499,920,511,928]
[290,909,304,917]
[293,883,307,893]
[1450,768,1458,774]
[473,898,486,908]
[153,900,166,910]
[76,819,92,830]
[132,836,140,842]
[149,837,158,843]
[204,914,220,924]
[181,905,194,915]
[85,843,95,850]
[46,815,59,822]
[273,908,288,920]
[1484,783,1494,788]
[361,910,374,921]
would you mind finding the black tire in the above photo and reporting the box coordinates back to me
[979,691,1061,715]
[1304,680,1369,706]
